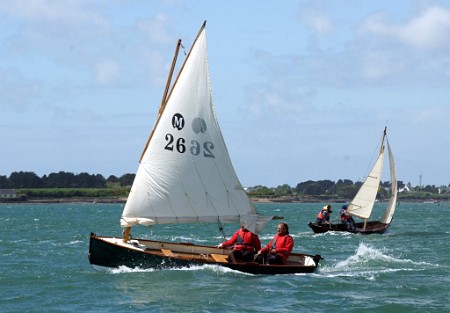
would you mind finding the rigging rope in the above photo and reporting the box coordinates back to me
[180,43,186,55]
[217,219,226,240]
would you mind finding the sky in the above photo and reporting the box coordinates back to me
[1,0,449,188]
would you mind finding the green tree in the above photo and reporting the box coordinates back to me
[274,184,293,196]
[247,186,274,197]
[119,174,135,187]
[335,179,358,198]
[44,171,76,188]
[9,171,43,188]
[297,180,334,196]
[0,175,10,188]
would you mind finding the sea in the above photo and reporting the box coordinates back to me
[1,201,449,313]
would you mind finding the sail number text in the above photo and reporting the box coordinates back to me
[164,134,215,158]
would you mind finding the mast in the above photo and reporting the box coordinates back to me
[362,127,386,230]
[139,21,207,162]
[122,21,208,242]
[380,126,387,155]
[139,39,183,162]
[162,20,207,106]
[347,127,386,222]
[123,39,182,243]
[122,226,131,243]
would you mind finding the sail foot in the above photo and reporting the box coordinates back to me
[240,215,272,234]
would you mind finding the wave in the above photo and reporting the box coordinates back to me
[319,242,436,279]
[68,240,83,245]
[108,263,249,275]
[109,265,157,274]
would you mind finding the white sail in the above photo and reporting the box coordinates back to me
[380,139,397,224]
[347,131,386,219]
[121,25,269,233]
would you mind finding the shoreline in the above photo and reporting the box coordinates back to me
[1,196,447,204]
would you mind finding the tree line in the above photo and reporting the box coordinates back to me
[0,171,135,189]
[1,171,447,201]
[247,179,403,200]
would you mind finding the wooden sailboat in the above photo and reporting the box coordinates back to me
[308,127,398,234]
[89,21,322,274]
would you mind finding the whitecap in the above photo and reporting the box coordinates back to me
[109,266,157,274]
[317,242,436,280]
[68,240,83,245]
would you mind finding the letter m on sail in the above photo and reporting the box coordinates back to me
[172,113,185,130]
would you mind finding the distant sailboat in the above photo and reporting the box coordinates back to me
[89,21,322,274]
[308,127,398,234]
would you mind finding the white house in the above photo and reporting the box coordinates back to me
[0,189,17,198]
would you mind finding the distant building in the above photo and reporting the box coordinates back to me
[0,189,17,198]
[399,186,410,193]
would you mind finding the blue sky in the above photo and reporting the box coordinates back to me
[1,0,449,188]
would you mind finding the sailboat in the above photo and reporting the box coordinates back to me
[89,21,322,275]
[308,127,398,234]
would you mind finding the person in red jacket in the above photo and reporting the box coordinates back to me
[254,223,294,265]
[216,225,261,262]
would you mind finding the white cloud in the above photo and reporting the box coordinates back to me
[0,0,108,26]
[361,50,406,80]
[361,6,450,50]
[300,7,333,34]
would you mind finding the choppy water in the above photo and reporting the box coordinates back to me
[1,202,449,312]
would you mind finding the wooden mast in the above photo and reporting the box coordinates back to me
[122,226,131,243]
[123,41,181,243]
[139,20,207,162]
[139,39,182,162]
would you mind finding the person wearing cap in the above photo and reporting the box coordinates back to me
[340,205,356,231]
[216,224,261,262]
[316,205,332,225]
[254,223,294,265]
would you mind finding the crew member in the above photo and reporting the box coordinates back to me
[216,224,261,262]
[254,223,294,265]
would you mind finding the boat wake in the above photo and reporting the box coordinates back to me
[106,264,248,275]
[318,242,435,279]
[109,266,157,274]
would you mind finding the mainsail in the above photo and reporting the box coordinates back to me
[380,139,397,224]
[121,23,269,234]
[347,129,386,220]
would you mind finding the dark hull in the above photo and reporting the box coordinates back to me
[308,221,390,234]
[89,233,321,275]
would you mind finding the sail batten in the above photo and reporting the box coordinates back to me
[121,24,264,233]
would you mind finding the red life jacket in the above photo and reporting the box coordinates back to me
[340,209,352,221]
[234,229,257,252]
[317,209,326,220]
[265,234,294,263]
